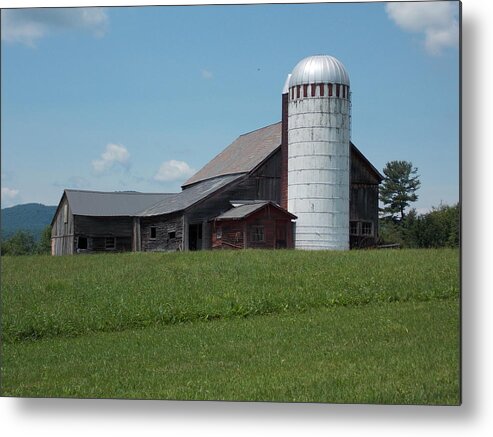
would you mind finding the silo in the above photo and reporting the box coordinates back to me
[287,55,351,250]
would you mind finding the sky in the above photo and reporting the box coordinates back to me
[1,1,460,214]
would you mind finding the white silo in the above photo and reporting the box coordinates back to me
[287,55,351,250]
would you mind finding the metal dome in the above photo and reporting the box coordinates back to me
[289,55,350,87]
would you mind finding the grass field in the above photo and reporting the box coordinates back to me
[0,249,460,404]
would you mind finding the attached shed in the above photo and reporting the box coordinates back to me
[211,201,297,250]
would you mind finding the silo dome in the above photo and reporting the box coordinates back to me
[289,55,350,87]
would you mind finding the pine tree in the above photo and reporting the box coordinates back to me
[379,161,421,221]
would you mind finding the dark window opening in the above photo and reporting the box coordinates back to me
[251,225,265,243]
[350,221,359,236]
[311,83,316,97]
[361,222,373,236]
[150,227,157,239]
[303,84,308,98]
[105,237,115,250]
[342,85,346,98]
[168,231,176,240]
[78,237,88,250]
[291,87,295,99]
[320,83,325,96]
[296,85,301,99]
[328,83,333,96]
[336,84,340,97]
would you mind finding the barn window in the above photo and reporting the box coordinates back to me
[361,222,373,236]
[251,225,265,242]
[350,221,359,236]
[216,226,222,240]
[78,237,88,250]
[168,231,176,240]
[63,204,68,223]
[150,227,157,239]
[105,237,116,250]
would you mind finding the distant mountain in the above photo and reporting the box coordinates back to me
[1,203,57,241]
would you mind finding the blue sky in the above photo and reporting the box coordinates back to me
[1,1,460,214]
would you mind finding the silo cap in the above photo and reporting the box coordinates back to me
[289,55,350,87]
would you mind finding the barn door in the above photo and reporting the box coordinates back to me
[275,220,287,249]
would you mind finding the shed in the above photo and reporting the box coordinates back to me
[211,201,297,250]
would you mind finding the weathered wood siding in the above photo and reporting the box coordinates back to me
[51,194,75,256]
[74,216,133,237]
[349,149,380,248]
[140,213,184,252]
[211,205,294,250]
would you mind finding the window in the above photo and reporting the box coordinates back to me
[303,84,308,98]
[328,83,333,96]
[311,83,316,97]
[320,83,325,96]
[296,85,301,99]
[150,227,157,239]
[361,222,373,236]
[78,237,88,250]
[105,237,116,250]
[216,226,222,240]
[251,225,265,242]
[291,87,295,99]
[350,221,359,236]
[63,204,68,223]
[168,231,176,240]
[336,84,340,97]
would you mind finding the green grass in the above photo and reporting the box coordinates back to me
[2,300,459,404]
[1,249,459,343]
[0,249,460,404]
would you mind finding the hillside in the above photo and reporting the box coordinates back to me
[1,203,57,240]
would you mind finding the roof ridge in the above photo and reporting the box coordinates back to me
[65,189,175,195]
[238,121,281,137]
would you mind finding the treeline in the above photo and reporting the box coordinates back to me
[1,226,52,256]
[379,203,460,248]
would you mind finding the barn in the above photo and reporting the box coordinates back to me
[51,55,383,255]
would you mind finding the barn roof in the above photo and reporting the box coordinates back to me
[137,174,243,217]
[182,122,282,188]
[182,121,381,188]
[64,190,173,217]
[214,201,297,221]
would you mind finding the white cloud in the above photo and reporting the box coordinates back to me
[92,143,130,174]
[201,69,213,80]
[1,7,108,47]
[386,2,459,55]
[154,160,196,182]
[1,187,20,202]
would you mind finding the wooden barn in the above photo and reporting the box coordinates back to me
[51,59,383,255]
[51,122,381,255]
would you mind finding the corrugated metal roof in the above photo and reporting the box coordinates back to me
[137,174,243,217]
[65,190,173,217]
[182,122,282,187]
[215,201,297,221]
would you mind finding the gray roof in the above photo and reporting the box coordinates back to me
[137,174,243,217]
[215,201,297,221]
[65,190,173,217]
[183,122,282,187]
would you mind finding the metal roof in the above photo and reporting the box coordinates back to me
[289,55,350,87]
[65,190,173,217]
[137,174,243,217]
[215,201,297,221]
[182,122,282,188]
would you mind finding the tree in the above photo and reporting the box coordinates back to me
[379,160,421,222]
[36,225,52,254]
[1,231,36,256]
